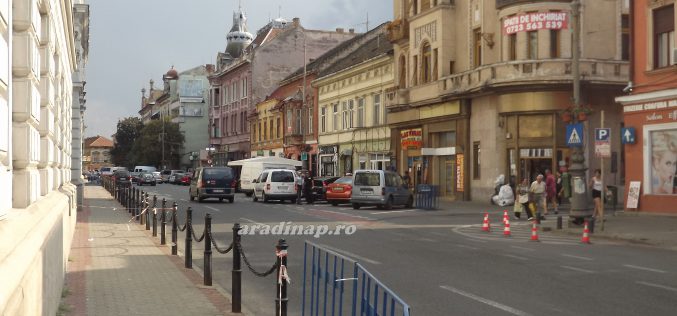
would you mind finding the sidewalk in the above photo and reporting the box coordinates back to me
[62,184,241,316]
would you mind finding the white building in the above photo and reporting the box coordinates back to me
[0,0,88,314]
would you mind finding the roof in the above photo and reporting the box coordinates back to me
[317,30,392,78]
[85,136,114,148]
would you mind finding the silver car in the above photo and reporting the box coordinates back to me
[350,170,413,210]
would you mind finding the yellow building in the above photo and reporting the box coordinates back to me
[250,97,284,158]
[315,25,394,176]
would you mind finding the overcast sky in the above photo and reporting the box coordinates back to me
[84,0,392,139]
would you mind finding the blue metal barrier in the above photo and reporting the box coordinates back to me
[414,185,438,210]
[302,241,411,316]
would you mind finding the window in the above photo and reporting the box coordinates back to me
[621,14,630,61]
[421,0,430,12]
[421,42,432,83]
[244,111,248,131]
[212,88,220,106]
[473,141,480,179]
[321,106,326,132]
[399,55,407,88]
[271,171,295,182]
[645,126,677,194]
[223,86,228,104]
[308,108,313,133]
[277,117,281,138]
[357,97,365,127]
[270,119,274,140]
[232,115,236,132]
[342,101,348,129]
[412,0,418,15]
[349,100,354,128]
[296,109,302,134]
[432,48,438,80]
[241,111,245,132]
[373,94,381,125]
[412,55,418,86]
[508,33,517,61]
[258,122,262,141]
[263,121,267,140]
[223,117,227,136]
[287,109,292,134]
[550,30,560,58]
[333,104,339,131]
[527,31,538,59]
[242,77,247,97]
[653,5,674,68]
[473,29,482,67]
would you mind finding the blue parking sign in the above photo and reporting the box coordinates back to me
[595,128,610,141]
[566,123,584,147]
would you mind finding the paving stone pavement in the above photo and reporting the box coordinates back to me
[63,185,239,316]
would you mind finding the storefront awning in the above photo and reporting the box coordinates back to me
[421,147,456,156]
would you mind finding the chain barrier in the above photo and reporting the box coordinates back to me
[208,229,233,254]
[237,241,277,277]
[192,223,206,242]
[174,209,187,232]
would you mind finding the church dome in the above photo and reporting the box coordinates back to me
[166,66,178,79]
[225,8,253,58]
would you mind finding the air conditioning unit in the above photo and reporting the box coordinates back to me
[673,48,677,65]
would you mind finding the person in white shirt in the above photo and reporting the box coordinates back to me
[530,174,547,220]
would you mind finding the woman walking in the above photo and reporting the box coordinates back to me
[590,169,604,221]
[516,178,533,220]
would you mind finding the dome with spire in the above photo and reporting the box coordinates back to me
[225,6,254,58]
[165,66,178,79]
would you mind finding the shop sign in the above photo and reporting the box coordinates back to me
[456,154,464,192]
[503,12,568,35]
[623,99,677,113]
[401,128,422,149]
[520,148,552,158]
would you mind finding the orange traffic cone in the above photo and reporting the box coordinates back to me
[503,210,509,224]
[482,213,491,232]
[530,222,539,242]
[503,218,511,237]
[581,220,591,244]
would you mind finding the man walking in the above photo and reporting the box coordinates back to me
[530,174,547,220]
[545,169,558,214]
[296,171,304,204]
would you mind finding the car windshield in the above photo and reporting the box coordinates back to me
[354,173,380,186]
[271,171,294,182]
[334,177,352,184]
[204,168,233,179]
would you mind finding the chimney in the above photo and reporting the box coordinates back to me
[292,17,300,27]
[349,28,355,34]
[336,28,344,33]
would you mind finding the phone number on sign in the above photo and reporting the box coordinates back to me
[504,21,565,34]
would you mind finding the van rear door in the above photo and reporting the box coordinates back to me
[202,168,235,193]
[270,171,295,194]
[353,171,382,200]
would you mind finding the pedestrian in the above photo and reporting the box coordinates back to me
[304,174,314,204]
[589,169,605,221]
[545,169,558,214]
[402,170,412,189]
[515,178,532,220]
[530,174,547,220]
[295,171,304,205]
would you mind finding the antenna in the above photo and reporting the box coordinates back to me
[278,5,281,18]
[366,12,369,32]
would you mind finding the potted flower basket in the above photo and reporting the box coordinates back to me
[574,106,593,121]
[560,107,574,123]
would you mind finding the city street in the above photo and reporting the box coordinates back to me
[136,183,677,316]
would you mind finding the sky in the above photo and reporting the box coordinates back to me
[84,0,392,139]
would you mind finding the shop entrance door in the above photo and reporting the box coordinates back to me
[437,156,455,196]
[407,156,422,188]
[520,158,552,182]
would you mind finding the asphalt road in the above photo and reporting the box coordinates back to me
[136,182,677,316]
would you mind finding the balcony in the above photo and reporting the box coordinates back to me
[496,0,571,10]
[386,18,409,43]
[441,59,629,96]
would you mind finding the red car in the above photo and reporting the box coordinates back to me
[180,174,192,185]
[326,176,353,206]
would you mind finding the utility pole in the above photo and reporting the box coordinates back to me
[568,0,590,218]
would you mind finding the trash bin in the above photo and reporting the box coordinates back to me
[415,184,438,210]
[605,185,617,211]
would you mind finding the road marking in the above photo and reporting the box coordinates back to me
[560,265,594,274]
[456,244,479,250]
[430,232,447,237]
[464,238,488,243]
[315,243,381,265]
[418,238,437,242]
[369,209,416,215]
[502,254,528,261]
[510,246,535,252]
[240,217,265,226]
[205,206,220,212]
[636,281,677,292]
[440,285,532,316]
[623,264,666,274]
[561,254,594,261]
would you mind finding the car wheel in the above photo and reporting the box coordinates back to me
[197,194,204,203]
[262,192,269,203]
[252,190,259,202]
[245,192,253,197]
[152,183,156,186]
[219,198,224,202]
[330,201,338,206]
[352,203,361,210]
[384,196,393,210]
[405,196,414,208]
[189,193,194,201]
[229,197,234,203]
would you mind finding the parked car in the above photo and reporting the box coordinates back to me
[129,171,141,184]
[350,170,413,210]
[189,167,237,203]
[113,170,132,187]
[169,171,185,184]
[180,173,192,186]
[310,176,340,202]
[152,171,162,183]
[137,173,156,186]
[161,169,183,183]
[100,166,114,176]
[252,169,298,203]
[326,176,353,206]
[228,157,302,196]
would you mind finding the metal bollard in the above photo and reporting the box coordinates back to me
[153,198,161,237]
[275,239,288,316]
[171,202,178,255]
[557,215,563,230]
[204,214,212,286]
[232,223,242,313]
[127,187,132,213]
[185,207,193,269]
[160,199,167,245]
[148,195,156,231]
[140,192,146,225]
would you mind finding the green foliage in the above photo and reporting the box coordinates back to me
[129,118,184,169]
[110,117,143,167]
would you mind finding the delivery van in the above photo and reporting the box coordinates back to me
[228,157,302,196]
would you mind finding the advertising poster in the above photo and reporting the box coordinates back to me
[626,181,641,209]
[456,154,464,192]
[649,129,677,194]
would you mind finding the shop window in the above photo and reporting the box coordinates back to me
[550,30,560,58]
[621,14,630,61]
[473,29,482,67]
[646,126,677,194]
[473,142,481,179]
[508,33,517,61]
[518,115,553,138]
[527,31,538,59]
[321,106,326,133]
[653,5,674,68]
[421,42,432,83]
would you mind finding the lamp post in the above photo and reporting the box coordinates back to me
[568,0,591,218]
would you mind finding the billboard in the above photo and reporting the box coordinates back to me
[503,12,568,35]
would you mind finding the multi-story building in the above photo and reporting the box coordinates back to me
[83,135,113,171]
[387,0,629,200]
[71,0,89,211]
[1,0,86,314]
[250,95,285,158]
[314,24,394,177]
[208,6,356,166]
[615,0,677,213]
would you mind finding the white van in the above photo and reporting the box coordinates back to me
[228,157,302,196]
[133,166,157,174]
[252,169,298,203]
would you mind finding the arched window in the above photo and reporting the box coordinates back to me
[399,55,407,88]
[421,42,432,83]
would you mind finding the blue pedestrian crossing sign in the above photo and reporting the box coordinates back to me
[621,127,636,144]
[566,123,584,147]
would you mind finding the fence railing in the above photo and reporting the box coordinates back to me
[99,176,290,315]
[302,241,410,316]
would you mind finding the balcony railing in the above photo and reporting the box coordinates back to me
[441,59,628,96]
[386,19,409,43]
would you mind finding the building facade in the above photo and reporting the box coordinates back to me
[83,135,112,171]
[615,0,677,213]
[315,25,394,177]
[387,0,629,200]
[1,0,85,314]
[250,97,284,158]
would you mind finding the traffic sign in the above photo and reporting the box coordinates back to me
[595,128,610,141]
[301,152,308,161]
[566,123,584,147]
[621,127,636,144]
[595,128,611,158]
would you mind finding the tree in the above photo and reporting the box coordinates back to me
[110,117,143,167]
[129,118,184,169]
